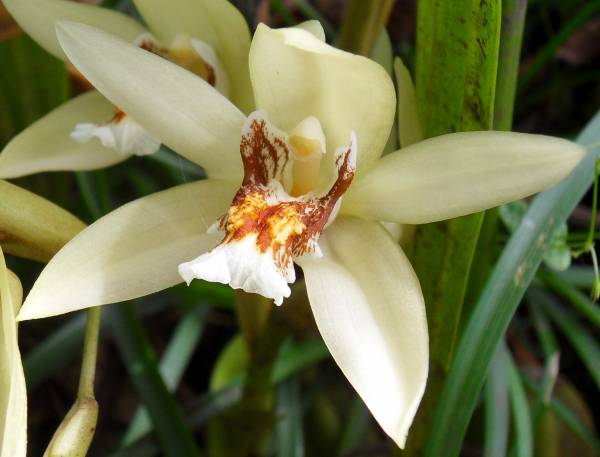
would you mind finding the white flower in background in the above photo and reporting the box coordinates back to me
[18,22,585,447]
[0,0,252,178]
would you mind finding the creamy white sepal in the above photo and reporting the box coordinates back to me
[343,131,586,224]
[71,115,160,156]
[190,38,230,97]
[19,180,236,320]
[179,234,293,306]
[298,217,428,448]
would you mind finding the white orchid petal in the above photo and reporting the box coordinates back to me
[295,20,326,41]
[343,131,586,224]
[0,92,126,178]
[132,0,253,112]
[297,217,428,448]
[19,180,237,320]
[3,0,145,61]
[71,113,160,157]
[0,250,27,457]
[394,57,422,148]
[56,21,245,180]
[179,234,293,306]
[250,24,395,177]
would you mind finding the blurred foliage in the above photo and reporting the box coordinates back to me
[1,0,599,456]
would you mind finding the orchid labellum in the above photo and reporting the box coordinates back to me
[18,21,585,447]
[0,0,252,178]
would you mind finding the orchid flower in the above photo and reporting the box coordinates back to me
[0,248,26,457]
[0,0,252,178]
[18,21,585,447]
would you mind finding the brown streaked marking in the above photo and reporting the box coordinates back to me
[213,137,356,276]
[240,117,292,186]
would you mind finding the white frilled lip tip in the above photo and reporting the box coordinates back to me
[178,234,293,306]
[70,114,160,157]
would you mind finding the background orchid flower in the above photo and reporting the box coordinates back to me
[0,248,27,457]
[17,21,585,447]
[0,0,252,179]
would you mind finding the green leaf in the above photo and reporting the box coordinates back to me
[422,111,600,457]
[0,33,68,144]
[537,290,600,389]
[505,348,533,457]
[483,348,509,457]
[275,379,304,457]
[122,304,212,446]
[539,269,600,329]
[107,302,202,457]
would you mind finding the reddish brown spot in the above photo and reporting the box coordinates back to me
[206,65,216,87]
[112,110,127,124]
[138,39,168,58]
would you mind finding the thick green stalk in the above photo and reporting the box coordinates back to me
[337,0,396,56]
[494,0,527,130]
[208,293,286,456]
[401,1,501,455]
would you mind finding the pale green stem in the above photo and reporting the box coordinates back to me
[77,306,101,399]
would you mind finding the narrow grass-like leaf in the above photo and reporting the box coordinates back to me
[528,301,559,358]
[505,348,533,457]
[537,290,600,389]
[557,266,595,289]
[107,302,202,457]
[539,269,600,329]
[522,374,600,454]
[122,304,212,446]
[24,298,167,390]
[336,398,370,455]
[483,348,509,457]
[423,111,600,457]
[276,378,304,457]
[110,337,330,457]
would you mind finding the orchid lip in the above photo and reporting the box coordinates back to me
[178,111,357,304]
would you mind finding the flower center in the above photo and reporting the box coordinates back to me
[71,32,228,157]
[178,111,357,305]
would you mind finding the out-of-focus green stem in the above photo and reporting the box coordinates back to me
[337,0,396,56]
